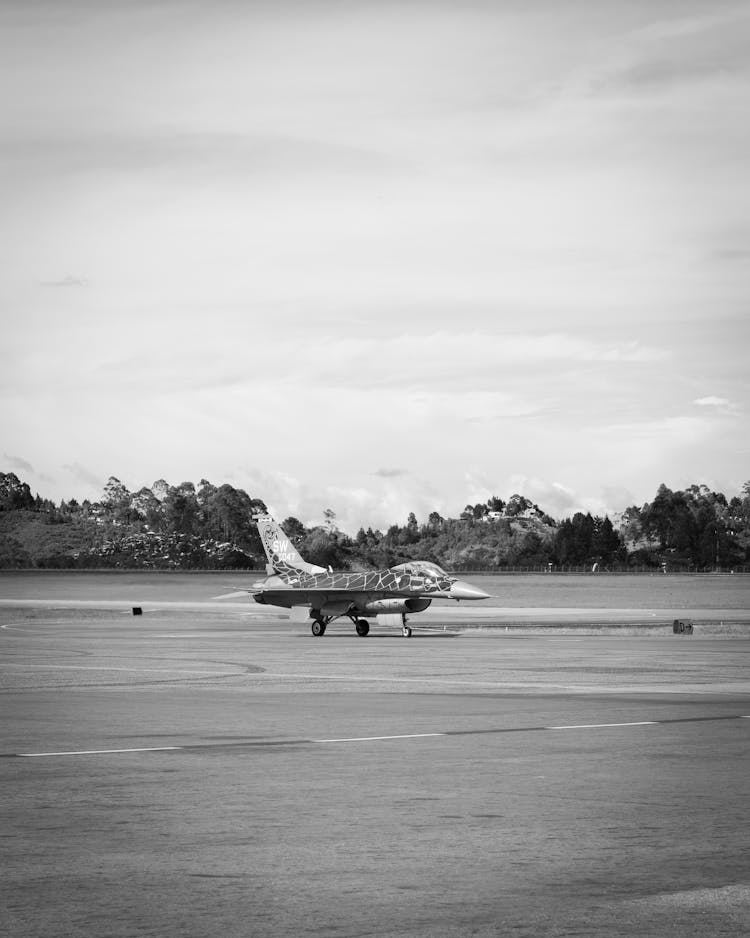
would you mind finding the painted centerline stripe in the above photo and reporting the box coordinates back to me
[7,714,748,758]
[314,733,444,743]
[547,721,658,730]
[17,746,183,757]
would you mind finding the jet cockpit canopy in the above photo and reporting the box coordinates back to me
[389,560,449,578]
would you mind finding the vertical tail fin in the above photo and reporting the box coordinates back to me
[255,515,327,575]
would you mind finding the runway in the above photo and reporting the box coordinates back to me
[2,602,750,936]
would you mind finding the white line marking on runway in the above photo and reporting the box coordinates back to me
[547,721,658,730]
[12,716,748,758]
[18,746,183,757]
[313,733,445,743]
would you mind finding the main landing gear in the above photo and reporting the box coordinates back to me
[310,614,411,637]
[310,616,331,637]
[310,614,370,637]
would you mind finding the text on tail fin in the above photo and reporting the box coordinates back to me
[255,514,327,575]
[256,515,305,568]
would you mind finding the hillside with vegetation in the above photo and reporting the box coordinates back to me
[1,472,748,572]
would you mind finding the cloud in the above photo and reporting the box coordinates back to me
[635,8,750,45]
[504,474,630,519]
[694,396,730,407]
[1,454,54,486]
[506,475,575,515]
[601,484,637,514]
[1,2,747,522]
[565,6,750,101]
[39,275,87,287]
[233,464,444,534]
[463,469,496,504]
[714,248,750,260]
[240,331,667,396]
[464,470,634,520]
[693,396,741,416]
[4,453,33,474]
[8,329,665,418]
[62,462,103,490]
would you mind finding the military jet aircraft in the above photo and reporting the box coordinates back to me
[248,514,489,637]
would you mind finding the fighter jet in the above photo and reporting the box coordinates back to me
[248,514,489,637]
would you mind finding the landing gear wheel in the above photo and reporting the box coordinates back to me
[402,625,412,638]
[311,620,326,637]
[355,619,370,637]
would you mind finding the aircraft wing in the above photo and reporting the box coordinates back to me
[220,586,378,600]
[253,588,371,608]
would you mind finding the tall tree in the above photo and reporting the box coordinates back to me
[163,482,198,535]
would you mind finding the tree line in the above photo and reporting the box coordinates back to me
[1,472,748,571]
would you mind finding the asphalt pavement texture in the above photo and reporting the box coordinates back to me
[2,600,750,937]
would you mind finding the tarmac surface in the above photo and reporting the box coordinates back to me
[2,579,750,936]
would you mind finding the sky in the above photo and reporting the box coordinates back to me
[1,0,748,532]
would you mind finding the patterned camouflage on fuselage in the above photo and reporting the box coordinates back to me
[249,515,488,630]
[256,513,455,595]
[265,563,456,598]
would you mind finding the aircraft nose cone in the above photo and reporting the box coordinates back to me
[450,580,490,601]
